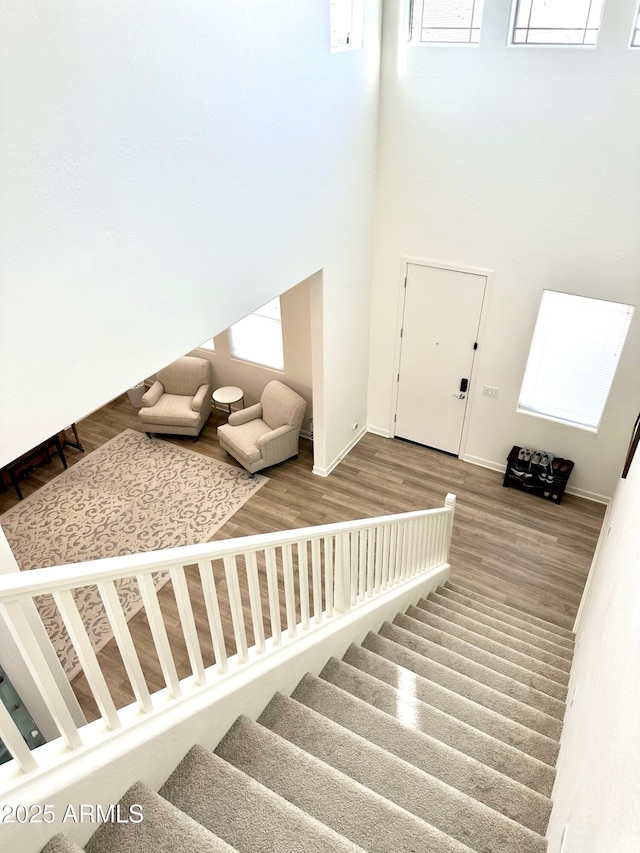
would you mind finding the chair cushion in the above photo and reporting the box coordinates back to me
[139,394,202,428]
[217,419,272,464]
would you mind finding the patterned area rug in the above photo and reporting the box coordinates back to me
[0,429,267,678]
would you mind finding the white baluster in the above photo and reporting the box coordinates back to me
[265,547,282,645]
[417,515,428,572]
[381,524,391,589]
[97,580,153,714]
[0,601,82,750]
[311,538,323,623]
[281,544,297,639]
[169,565,206,685]
[324,536,334,618]
[366,527,375,597]
[399,521,409,581]
[197,560,228,674]
[297,541,310,631]
[350,532,358,606]
[374,525,383,593]
[137,573,181,698]
[52,589,120,730]
[0,696,37,772]
[427,514,436,567]
[358,529,366,602]
[245,552,266,653]
[223,555,248,663]
[389,524,399,584]
[334,532,351,614]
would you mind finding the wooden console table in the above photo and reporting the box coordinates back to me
[1,433,70,501]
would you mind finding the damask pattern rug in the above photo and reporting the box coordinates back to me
[0,429,267,677]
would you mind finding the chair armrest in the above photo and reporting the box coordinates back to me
[191,384,210,413]
[258,425,299,465]
[140,381,163,407]
[228,402,262,426]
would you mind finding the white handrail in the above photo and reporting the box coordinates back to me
[0,495,456,781]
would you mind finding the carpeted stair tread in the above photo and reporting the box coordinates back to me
[259,692,547,853]
[395,612,568,703]
[343,643,560,765]
[159,745,364,853]
[292,672,552,834]
[216,715,474,853]
[376,622,566,724]
[444,581,575,642]
[40,835,85,853]
[420,596,572,673]
[429,590,574,662]
[85,782,237,853]
[437,586,574,654]
[321,656,556,795]
[408,603,571,686]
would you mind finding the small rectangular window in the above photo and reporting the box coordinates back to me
[410,0,485,44]
[518,291,634,431]
[198,338,215,352]
[330,0,364,50]
[229,297,284,371]
[631,1,640,46]
[511,0,605,45]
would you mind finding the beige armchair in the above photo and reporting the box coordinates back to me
[217,380,307,473]
[138,356,212,438]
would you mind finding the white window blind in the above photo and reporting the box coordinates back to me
[229,297,284,371]
[410,0,486,44]
[518,291,634,431]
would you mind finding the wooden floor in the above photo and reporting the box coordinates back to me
[0,394,606,722]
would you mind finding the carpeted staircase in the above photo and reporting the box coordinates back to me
[43,580,574,853]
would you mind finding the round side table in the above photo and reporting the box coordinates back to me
[212,386,245,423]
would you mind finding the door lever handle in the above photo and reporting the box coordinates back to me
[453,393,467,399]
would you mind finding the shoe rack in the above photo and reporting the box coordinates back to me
[503,445,574,505]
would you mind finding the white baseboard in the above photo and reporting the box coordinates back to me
[367,424,392,439]
[462,454,505,474]
[313,426,367,477]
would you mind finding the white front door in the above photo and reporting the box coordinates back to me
[394,263,487,455]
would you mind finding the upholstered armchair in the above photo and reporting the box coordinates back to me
[138,356,212,438]
[217,380,307,473]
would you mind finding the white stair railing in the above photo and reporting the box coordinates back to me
[0,495,456,781]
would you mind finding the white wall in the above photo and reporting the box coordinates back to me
[546,453,640,851]
[0,0,381,475]
[368,0,640,501]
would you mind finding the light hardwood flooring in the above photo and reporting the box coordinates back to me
[0,394,606,722]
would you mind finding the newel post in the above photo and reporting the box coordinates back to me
[443,493,457,561]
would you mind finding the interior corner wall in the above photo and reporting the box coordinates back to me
[0,1,381,473]
[368,0,640,501]
[545,458,640,852]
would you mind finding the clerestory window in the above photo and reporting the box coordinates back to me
[409,0,486,44]
[511,0,606,45]
[330,0,364,50]
[631,0,640,46]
